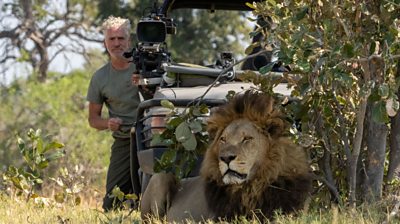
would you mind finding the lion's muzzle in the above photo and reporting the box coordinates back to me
[219,145,249,184]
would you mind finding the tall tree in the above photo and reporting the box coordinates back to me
[0,0,102,82]
[249,0,400,206]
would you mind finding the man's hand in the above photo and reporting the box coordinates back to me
[132,74,140,86]
[108,117,123,131]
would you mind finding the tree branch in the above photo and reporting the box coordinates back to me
[311,173,342,204]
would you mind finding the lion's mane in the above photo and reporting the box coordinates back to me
[200,90,312,220]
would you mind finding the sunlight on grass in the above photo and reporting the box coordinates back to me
[0,193,141,224]
[1,192,398,224]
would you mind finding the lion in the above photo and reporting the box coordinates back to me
[140,90,312,222]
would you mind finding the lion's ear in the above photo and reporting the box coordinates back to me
[263,119,286,137]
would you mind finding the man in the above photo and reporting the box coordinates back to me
[86,16,140,211]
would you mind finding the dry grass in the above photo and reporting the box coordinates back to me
[0,193,141,224]
[0,191,399,224]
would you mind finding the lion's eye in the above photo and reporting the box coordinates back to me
[242,136,253,143]
[219,136,226,143]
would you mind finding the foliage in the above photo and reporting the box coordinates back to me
[151,100,210,179]
[51,166,86,206]
[107,186,138,210]
[247,0,400,205]
[0,0,102,81]
[167,9,251,65]
[0,69,112,189]
[3,128,65,201]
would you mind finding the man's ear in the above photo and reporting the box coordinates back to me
[103,41,110,55]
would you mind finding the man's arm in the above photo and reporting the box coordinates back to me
[88,102,122,131]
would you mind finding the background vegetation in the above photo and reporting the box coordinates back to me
[1,0,400,223]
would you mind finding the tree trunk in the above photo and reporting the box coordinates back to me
[362,105,388,202]
[348,98,367,206]
[37,45,49,82]
[388,113,400,181]
[387,62,400,181]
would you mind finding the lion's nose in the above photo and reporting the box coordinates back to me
[220,155,237,164]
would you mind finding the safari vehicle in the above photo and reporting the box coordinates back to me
[128,0,292,195]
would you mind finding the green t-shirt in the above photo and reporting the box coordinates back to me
[87,62,141,138]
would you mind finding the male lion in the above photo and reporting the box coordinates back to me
[140,90,312,222]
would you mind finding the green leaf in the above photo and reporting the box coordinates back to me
[17,137,25,152]
[259,63,275,74]
[378,84,389,98]
[35,129,42,138]
[372,101,389,123]
[174,166,183,179]
[369,41,377,55]
[199,104,209,114]
[35,155,43,165]
[150,134,163,146]
[37,160,49,169]
[4,166,19,177]
[35,178,43,184]
[159,149,177,165]
[111,186,124,201]
[183,158,196,177]
[295,7,308,21]
[153,161,162,173]
[166,117,184,130]
[182,133,197,151]
[369,88,380,102]
[125,193,138,201]
[43,141,65,153]
[36,138,44,154]
[192,106,203,117]
[192,104,209,116]
[267,0,277,6]
[175,122,192,142]
[245,2,256,9]
[188,120,203,133]
[161,100,175,110]
[336,96,347,105]
[334,72,353,88]
[45,150,65,161]
[297,60,311,72]
[10,177,24,190]
[54,192,66,203]
[27,129,35,138]
[342,43,355,58]
[245,43,256,55]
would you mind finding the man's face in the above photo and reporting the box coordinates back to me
[104,27,130,61]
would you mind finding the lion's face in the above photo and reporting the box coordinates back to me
[217,118,268,185]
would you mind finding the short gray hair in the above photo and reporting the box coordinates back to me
[101,16,131,37]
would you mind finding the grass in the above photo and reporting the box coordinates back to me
[0,192,142,224]
[0,195,400,224]
[1,190,398,224]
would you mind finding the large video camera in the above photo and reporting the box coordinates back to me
[124,7,176,89]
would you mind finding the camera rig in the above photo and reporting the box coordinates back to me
[124,4,176,92]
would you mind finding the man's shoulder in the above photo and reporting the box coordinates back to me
[93,63,111,78]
